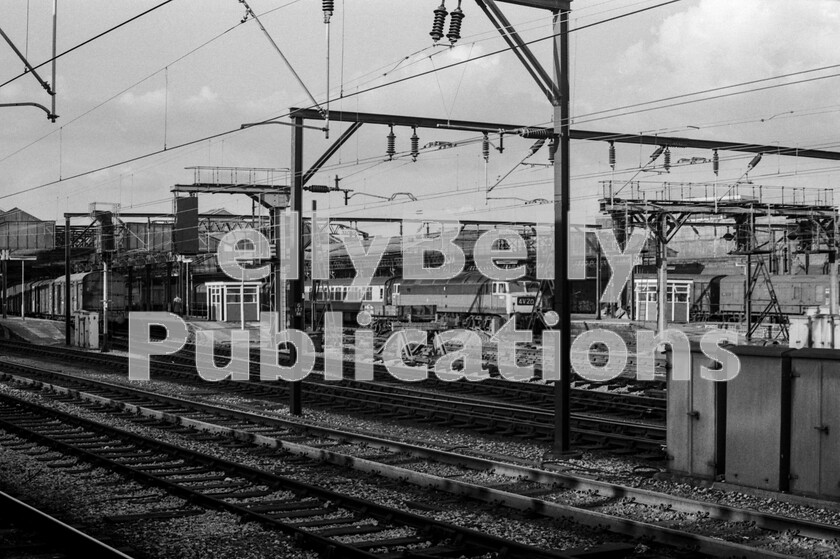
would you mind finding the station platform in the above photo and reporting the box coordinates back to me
[0,316,67,346]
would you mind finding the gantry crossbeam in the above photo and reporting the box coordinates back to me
[288,108,840,161]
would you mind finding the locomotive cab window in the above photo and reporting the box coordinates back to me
[513,281,536,293]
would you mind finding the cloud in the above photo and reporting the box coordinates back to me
[651,0,840,91]
[118,88,166,108]
[585,0,840,141]
[607,0,840,108]
[117,85,220,113]
[184,85,219,107]
[239,90,293,119]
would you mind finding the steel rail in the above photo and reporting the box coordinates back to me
[0,391,579,559]
[0,364,830,557]
[0,490,136,558]
[0,339,666,453]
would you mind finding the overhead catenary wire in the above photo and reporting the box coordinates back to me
[3,0,835,208]
[0,18,246,165]
[572,62,840,125]
[0,0,177,92]
[325,134,839,216]
[24,128,840,223]
[0,127,239,202]
[337,0,669,96]
[487,139,546,193]
[0,0,690,166]
[241,0,837,146]
[158,0,678,137]
[273,2,839,137]
[574,69,840,127]
[271,0,685,120]
[5,92,838,206]
[237,0,328,130]
[8,69,840,207]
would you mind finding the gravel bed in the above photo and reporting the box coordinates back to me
[332,526,416,544]
[111,511,319,559]
[0,432,317,559]
[0,382,629,555]
[4,354,840,557]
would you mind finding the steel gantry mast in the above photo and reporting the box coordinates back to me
[478,0,578,458]
[283,1,840,453]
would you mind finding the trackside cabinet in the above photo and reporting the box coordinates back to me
[724,346,792,491]
[788,348,840,499]
[666,343,727,479]
[73,310,100,350]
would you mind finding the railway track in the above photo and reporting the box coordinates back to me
[0,338,667,456]
[0,389,625,559]
[0,360,833,558]
[0,489,136,558]
[111,326,668,398]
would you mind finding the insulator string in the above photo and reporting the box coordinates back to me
[430,2,447,42]
[410,127,419,162]
[447,0,464,44]
[386,125,396,160]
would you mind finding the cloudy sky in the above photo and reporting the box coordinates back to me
[2,0,839,230]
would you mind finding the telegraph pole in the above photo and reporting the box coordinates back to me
[550,1,577,457]
[289,116,304,415]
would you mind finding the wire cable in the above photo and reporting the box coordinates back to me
[0,0,178,91]
[5,0,835,208]
[0,18,243,164]
[283,0,685,116]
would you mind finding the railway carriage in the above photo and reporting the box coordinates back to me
[634,272,837,323]
[8,265,836,332]
[5,272,129,322]
[304,276,394,317]
[31,279,54,316]
[716,274,832,319]
[4,283,23,316]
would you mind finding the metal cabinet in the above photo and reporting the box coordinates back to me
[667,344,727,479]
[724,346,791,491]
[789,349,840,499]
